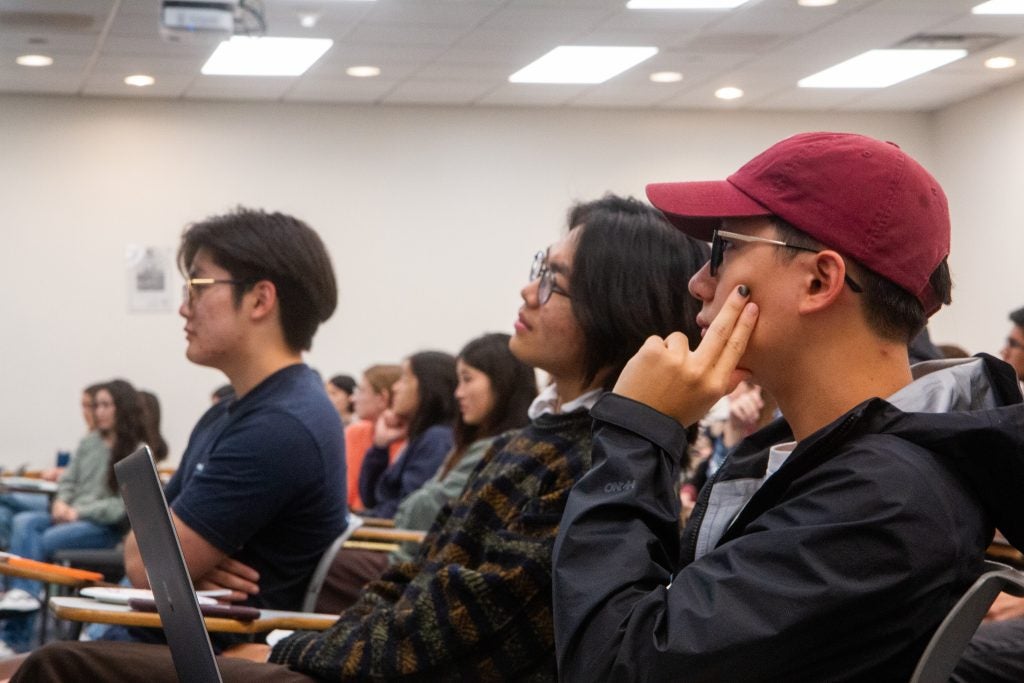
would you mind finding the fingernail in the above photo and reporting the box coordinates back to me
[738,285,750,297]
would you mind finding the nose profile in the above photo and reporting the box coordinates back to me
[688,261,714,302]
[521,278,541,307]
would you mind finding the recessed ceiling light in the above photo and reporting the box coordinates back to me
[298,12,320,28]
[124,74,155,87]
[715,86,744,99]
[510,46,658,84]
[202,36,333,76]
[16,54,53,67]
[650,71,683,83]
[985,56,1017,69]
[797,0,838,6]
[973,0,1024,14]
[346,65,381,78]
[627,0,751,8]
[798,49,966,88]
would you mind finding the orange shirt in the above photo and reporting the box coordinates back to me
[344,420,405,512]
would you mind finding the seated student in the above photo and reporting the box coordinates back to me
[317,331,537,613]
[357,351,457,519]
[109,208,347,651]
[0,380,143,654]
[344,364,403,512]
[551,133,1024,681]
[325,374,357,427]
[0,383,103,551]
[11,193,709,681]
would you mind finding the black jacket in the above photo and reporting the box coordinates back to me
[553,355,1024,682]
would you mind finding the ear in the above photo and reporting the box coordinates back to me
[246,280,279,322]
[796,250,848,315]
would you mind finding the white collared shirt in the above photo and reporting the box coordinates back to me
[527,383,604,420]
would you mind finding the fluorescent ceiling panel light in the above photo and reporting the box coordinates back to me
[202,36,333,76]
[627,0,751,8]
[798,49,966,88]
[973,0,1024,14]
[510,46,657,84]
[798,0,838,6]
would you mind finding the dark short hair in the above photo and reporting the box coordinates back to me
[447,332,536,473]
[1010,307,1024,329]
[329,374,357,396]
[771,218,952,344]
[567,195,710,390]
[406,351,458,441]
[178,207,337,352]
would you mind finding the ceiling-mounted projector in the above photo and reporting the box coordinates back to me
[160,1,237,39]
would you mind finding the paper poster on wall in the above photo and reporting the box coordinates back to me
[126,245,174,313]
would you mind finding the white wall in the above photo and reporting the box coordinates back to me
[930,79,1024,356]
[0,94,939,467]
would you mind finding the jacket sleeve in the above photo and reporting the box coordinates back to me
[552,394,983,682]
[391,427,452,515]
[357,444,390,512]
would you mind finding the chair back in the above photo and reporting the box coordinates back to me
[910,560,1024,683]
[301,513,364,612]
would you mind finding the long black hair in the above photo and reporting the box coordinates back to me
[405,351,458,442]
[567,194,710,390]
[100,379,146,492]
[444,333,536,477]
[137,390,169,464]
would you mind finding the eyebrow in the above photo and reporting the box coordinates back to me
[546,259,570,276]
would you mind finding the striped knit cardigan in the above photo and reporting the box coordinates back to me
[271,409,595,681]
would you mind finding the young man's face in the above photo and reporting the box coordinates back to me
[687,216,799,380]
[509,231,588,385]
[1001,324,1024,381]
[179,248,248,370]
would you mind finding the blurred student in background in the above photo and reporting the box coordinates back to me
[358,351,457,520]
[0,379,145,654]
[318,332,537,612]
[326,375,357,427]
[344,365,403,512]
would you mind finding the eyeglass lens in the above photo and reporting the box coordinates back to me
[529,250,553,305]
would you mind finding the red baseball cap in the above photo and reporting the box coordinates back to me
[646,132,950,316]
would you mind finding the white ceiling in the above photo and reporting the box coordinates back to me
[1,0,1023,111]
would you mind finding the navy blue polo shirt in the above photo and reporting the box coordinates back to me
[165,363,346,612]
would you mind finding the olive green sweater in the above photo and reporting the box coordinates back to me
[56,432,125,526]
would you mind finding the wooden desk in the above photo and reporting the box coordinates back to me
[49,597,338,634]
[0,477,58,497]
[350,527,426,544]
[0,558,105,588]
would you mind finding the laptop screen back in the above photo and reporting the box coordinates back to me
[115,446,223,683]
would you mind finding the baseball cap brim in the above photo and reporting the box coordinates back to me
[646,180,772,242]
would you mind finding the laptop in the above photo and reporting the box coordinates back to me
[115,446,223,683]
